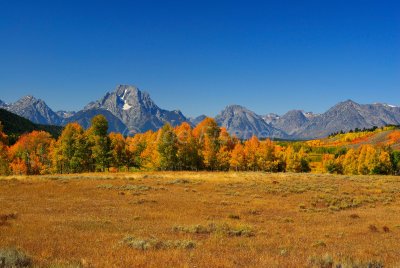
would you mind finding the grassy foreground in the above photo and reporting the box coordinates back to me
[1,172,400,267]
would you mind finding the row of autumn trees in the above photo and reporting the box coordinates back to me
[0,115,399,176]
[322,145,400,175]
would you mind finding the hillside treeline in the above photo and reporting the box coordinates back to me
[0,115,399,176]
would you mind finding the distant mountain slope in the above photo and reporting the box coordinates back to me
[84,85,189,133]
[5,96,62,125]
[271,110,309,135]
[189,115,207,126]
[262,113,280,124]
[64,109,128,133]
[215,105,289,139]
[0,108,63,143]
[56,110,76,119]
[294,100,400,139]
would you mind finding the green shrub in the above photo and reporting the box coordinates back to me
[308,254,333,268]
[228,214,240,220]
[121,236,196,250]
[0,248,32,268]
[309,254,384,268]
[173,223,255,237]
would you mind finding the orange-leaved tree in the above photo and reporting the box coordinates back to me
[230,142,246,171]
[193,118,221,170]
[109,132,128,171]
[174,122,200,170]
[9,131,53,175]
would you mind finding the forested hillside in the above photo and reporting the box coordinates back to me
[0,108,63,144]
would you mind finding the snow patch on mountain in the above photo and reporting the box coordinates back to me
[374,103,398,108]
[123,103,132,110]
[119,89,132,110]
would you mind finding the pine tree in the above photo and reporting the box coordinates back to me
[0,123,9,175]
[390,151,400,175]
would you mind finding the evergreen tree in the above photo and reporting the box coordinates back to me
[390,151,400,175]
[0,123,10,175]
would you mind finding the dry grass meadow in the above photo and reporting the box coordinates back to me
[1,172,400,267]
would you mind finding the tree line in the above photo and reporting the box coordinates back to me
[0,115,399,175]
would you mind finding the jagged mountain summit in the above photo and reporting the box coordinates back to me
[292,100,400,139]
[215,105,289,139]
[303,111,318,119]
[4,96,62,125]
[56,110,76,119]
[262,113,280,124]
[271,110,310,135]
[84,85,189,134]
[189,115,207,126]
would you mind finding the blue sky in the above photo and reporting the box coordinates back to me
[0,0,399,117]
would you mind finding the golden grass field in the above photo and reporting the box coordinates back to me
[1,172,400,267]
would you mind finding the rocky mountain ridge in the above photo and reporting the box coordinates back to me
[2,87,399,139]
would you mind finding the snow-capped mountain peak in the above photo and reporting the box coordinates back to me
[83,84,189,133]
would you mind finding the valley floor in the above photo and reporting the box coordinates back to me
[1,172,400,267]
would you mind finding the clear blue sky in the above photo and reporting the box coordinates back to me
[0,0,399,117]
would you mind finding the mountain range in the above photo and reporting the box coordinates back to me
[1,85,399,140]
[215,105,289,139]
